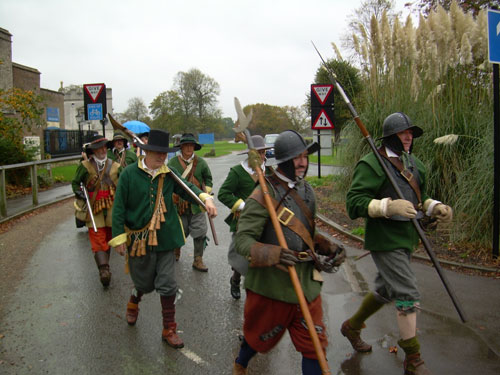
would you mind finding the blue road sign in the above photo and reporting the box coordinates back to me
[488,9,500,64]
[199,133,215,144]
[87,103,103,121]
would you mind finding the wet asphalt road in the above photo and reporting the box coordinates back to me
[1,153,500,374]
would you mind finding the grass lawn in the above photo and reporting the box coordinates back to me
[194,141,247,157]
[308,152,342,166]
[38,163,79,183]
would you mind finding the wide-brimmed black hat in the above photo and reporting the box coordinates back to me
[179,133,202,151]
[238,135,272,155]
[139,129,179,153]
[87,135,109,150]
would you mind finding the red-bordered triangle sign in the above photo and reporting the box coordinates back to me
[311,84,333,106]
[84,84,105,103]
[312,109,334,129]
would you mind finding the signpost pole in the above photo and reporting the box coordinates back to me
[317,129,321,178]
[488,9,500,258]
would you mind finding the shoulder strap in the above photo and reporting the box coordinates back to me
[378,147,422,204]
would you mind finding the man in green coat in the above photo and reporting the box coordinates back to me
[107,130,138,168]
[109,129,217,348]
[232,130,345,375]
[217,135,272,299]
[342,113,453,375]
[168,133,213,272]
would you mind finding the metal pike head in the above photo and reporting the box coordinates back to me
[233,97,253,133]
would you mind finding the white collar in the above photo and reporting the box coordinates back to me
[140,157,159,178]
[181,154,195,163]
[241,159,265,175]
[274,170,298,189]
[385,146,411,158]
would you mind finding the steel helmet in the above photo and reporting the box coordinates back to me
[268,130,319,165]
[381,112,423,139]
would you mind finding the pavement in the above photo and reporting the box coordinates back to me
[2,178,500,373]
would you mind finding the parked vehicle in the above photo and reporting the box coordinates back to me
[264,133,279,159]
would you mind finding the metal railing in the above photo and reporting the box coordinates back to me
[0,155,81,217]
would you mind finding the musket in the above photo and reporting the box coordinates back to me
[233,98,331,374]
[311,42,467,323]
[107,114,218,242]
[80,182,97,233]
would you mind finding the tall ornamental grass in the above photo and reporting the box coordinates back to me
[338,1,493,246]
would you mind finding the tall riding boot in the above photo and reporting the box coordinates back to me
[192,236,208,272]
[94,250,111,287]
[398,336,431,375]
[160,295,184,348]
[126,289,144,325]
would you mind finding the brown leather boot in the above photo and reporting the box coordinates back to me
[340,319,372,352]
[192,256,208,272]
[404,353,431,375]
[232,362,248,375]
[162,322,184,348]
[94,251,111,287]
[174,248,181,261]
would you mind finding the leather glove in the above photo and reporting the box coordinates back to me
[315,247,346,273]
[432,204,453,223]
[279,248,299,268]
[75,190,85,200]
[423,199,453,223]
[314,232,343,256]
[249,242,298,272]
[369,198,417,219]
[386,199,417,218]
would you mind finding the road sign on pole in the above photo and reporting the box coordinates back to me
[311,84,334,130]
[83,83,107,121]
[488,9,500,64]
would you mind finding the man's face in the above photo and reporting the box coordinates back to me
[397,129,414,152]
[114,139,125,151]
[93,145,108,160]
[144,150,167,170]
[181,143,195,159]
[293,150,308,178]
[258,149,266,163]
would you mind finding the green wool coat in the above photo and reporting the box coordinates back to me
[217,164,260,232]
[346,152,429,252]
[235,182,322,304]
[168,155,213,215]
[110,161,205,251]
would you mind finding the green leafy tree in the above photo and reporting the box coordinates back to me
[123,97,149,122]
[408,0,497,16]
[242,103,291,136]
[0,88,44,186]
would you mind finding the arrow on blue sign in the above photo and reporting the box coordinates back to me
[488,9,500,64]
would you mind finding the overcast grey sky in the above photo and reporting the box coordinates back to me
[1,0,407,120]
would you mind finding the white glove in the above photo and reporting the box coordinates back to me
[423,199,453,223]
[368,198,417,219]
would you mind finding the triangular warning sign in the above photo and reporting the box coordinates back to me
[312,109,334,129]
[312,85,333,106]
[84,84,105,103]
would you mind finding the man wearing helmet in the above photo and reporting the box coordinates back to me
[107,130,138,168]
[232,130,346,375]
[341,112,453,375]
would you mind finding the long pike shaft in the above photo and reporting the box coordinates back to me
[311,42,467,323]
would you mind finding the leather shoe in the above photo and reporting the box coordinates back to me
[230,276,241,299]
[340,319,372,352]
[162,322,184,348]
[126,302,139,325]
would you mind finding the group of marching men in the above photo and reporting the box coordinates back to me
[71,112,453,375]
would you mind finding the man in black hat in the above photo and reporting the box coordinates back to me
[167,133,214,272]
[109,129,217,348]
[217,135,273,299]
[72,135,121,287]
[107,130,138,168]
[342,112,453,375]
